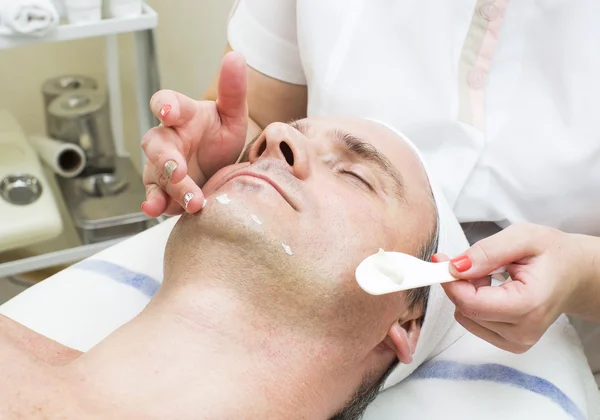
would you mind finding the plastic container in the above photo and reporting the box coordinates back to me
[107,0,143,18]
[63,0,102,23]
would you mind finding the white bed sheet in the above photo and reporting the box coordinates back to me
[0,217,176,351]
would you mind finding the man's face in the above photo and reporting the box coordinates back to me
[166,116,436,349]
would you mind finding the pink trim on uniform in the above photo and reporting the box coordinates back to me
[469,0,509,130]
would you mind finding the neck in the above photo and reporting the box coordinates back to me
[70,275,360,419]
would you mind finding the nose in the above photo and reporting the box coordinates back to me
[248,122,310,179]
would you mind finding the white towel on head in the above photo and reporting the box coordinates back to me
[365,118,467,388]
[0,0,60,37]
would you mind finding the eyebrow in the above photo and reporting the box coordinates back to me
[290,121,405,200]
[331,128,406,198]
[240,120,406,200]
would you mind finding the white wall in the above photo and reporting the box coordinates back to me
[0,0,236,170]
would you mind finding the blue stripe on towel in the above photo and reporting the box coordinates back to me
[409,360,584,420]
[73,260,161,298]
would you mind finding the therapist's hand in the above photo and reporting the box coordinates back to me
[435,223,590,354]
[141,51,248,217]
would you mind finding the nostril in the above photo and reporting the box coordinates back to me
[256,139,267,157]
[280,142,294,166]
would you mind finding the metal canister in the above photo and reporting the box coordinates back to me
[42,75,98,107]
[48,89,116,173]
[42,75,98,134]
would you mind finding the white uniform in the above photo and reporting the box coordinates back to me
[228,0,600,385]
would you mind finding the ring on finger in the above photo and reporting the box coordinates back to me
[164,160,178,181]
[183,192,194,208]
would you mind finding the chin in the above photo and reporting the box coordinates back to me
[180,194,295,259]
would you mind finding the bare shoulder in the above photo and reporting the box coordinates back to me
[0,315,82,365]
[0,316,89,418]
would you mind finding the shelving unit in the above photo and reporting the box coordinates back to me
[0,238,128,279]
[0,3,161,278]
[0,4,158,49]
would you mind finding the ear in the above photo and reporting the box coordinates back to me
[386,318,422,364]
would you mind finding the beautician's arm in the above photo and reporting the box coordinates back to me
[140,46,307,217]
[436,223,600,354]
[568,233,600,320]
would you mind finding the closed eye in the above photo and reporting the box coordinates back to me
[339,169,374,191]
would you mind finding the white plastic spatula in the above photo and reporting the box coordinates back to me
[355,249,505,295]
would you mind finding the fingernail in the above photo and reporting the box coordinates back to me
[451,255,472,272]
[202,198,208,209]
[159,104,171,119]
[164,160,178,181]
[431,254,438,263]
[183,192,194,209]
[141,201,147,212]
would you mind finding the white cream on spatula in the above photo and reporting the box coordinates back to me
[356,249,505,295]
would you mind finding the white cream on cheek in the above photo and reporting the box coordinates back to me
[281,243,294,255]
[212,194,293,256]
[216,194,232,204]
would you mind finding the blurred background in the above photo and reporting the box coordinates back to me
[0,0,236,301]
[2,0,235,170]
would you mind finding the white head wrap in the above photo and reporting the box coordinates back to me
[365,118,468,389]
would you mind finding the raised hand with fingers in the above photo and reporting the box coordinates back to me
[435,223,600,354]
[141,51,249,217]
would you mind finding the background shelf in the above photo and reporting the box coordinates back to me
[0,237,128,278]
[0,3,161,278]
[0,164,163,278]
[0,3,158,50]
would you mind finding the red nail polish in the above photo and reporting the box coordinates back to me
[159,105,171,119]
[431,254,438,263]
[451,255,472,272]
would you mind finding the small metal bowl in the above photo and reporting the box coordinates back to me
[0,174,43,205]
[80,173,128,197]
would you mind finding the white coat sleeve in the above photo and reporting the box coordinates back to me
[227,0,306,85]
